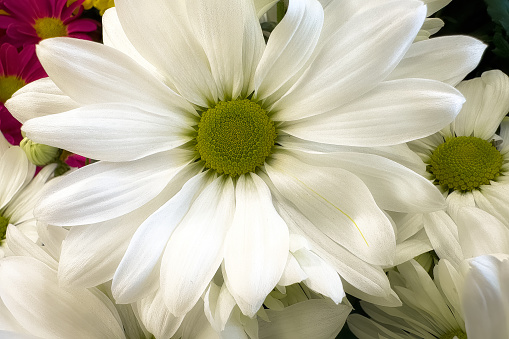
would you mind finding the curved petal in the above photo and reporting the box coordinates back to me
[0,257,125,339]
[36,38,197,122]
[224,173,289,317]
[258,299,351,339]
[290,150,445,213]
[23,103,194,162]
[187,0,265,100]
[161,176,235,316]
[423,211,463,266]
[281,79,464,146]
[472,184,509,224]
[34,149,194,226]
[387,36,486,86]
[255,0,323,100]
[112,171,209,303]
[6,78,80,123]
[115,0,217,106]
[265,152,395,266]
[271,0,426,121]
[255,0,278,18]
[0,147,29,210]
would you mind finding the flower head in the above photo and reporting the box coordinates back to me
[7,0,484,318]
[0,0,99,47]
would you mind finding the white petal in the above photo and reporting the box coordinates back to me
[115,0,217,106]
[278,253,307,286]
[265,152,395,266]
[224,173,289,317]
[5,78,79,123]
[36,38,196,122]
[393,229,433,266]
[112,171,209,303]
[255,0,323,100]
[270,188,394,301]
[387,36,486,86]
[0,257,125,339]
[58,162,202,287]
[281,79,464,146]
[0,331,39,339]
[161,176,235,316]
[453,207,509,258]
[23,103,193,162]
[292,150,445,213]
[258,299,352,339]
[254,0,278,18]
[293,248,345,303]
[446,190,475,221]
[462,255,509,339]
[0,147,29,210]
[34,149,194,226]
[271,1,426,121]
[102,8,163,81]
[187,0,264,100]
[137,289,184,339]
[423,211,463,266]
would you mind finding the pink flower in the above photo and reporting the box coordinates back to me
[0,43,46,144]
[0,0,99,47]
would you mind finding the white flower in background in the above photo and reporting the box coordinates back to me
[0,133,56,257]
[347,253,509,339]
[6,0,484,317]
[0,225,143,339]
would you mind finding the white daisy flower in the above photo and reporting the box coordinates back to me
[347,253,509,339]
[0,133,56,257]
[6,0,484,316]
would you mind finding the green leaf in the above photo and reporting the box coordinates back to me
[485,0,509,33]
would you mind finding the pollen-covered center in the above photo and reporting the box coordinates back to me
[0,76,26,103]
[428,136,503,192]
[440,329,467,339]
[33,17,68,39]
[196,99,276,177]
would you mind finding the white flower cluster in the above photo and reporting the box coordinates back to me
[0,0,508,338]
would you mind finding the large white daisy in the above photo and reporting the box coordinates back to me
[6,0,484,316]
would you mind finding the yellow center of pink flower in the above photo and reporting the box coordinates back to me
[33,17,68,39]
[0,76,26,103]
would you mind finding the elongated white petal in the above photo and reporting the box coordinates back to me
[423,211,463,266]
[112,171,209,303]
[453,207,509,258]
[5,78,79,123]
[188,0,264,100]
[255,0,323,100]
[281,79,463,146]
[279,253,307,286]
[271,1,426,121]
[291,150,445,213]
[23,103,193,162]
[0,257,125,339]
[35,150,193,226]
[0,147,29,210]
[137,289,185,339]
[266,152,395,266]
[36,38,196,122]
[161,176,235,316]
[5,226,57,270]
[102,8,162,80]
[472,184,509,223]
[115,0,217,106]
[270,186,393,300]
[259,299,351,339]
[224,173,289,317]
[387,36,486,86]
[462,255,509,339]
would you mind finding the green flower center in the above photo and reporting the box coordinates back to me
[33,17,68,39]
[0,76,26,103]
[196,99,276,177]
[440,329,467,339]
[0,215,10,241]
[428,136,503,192]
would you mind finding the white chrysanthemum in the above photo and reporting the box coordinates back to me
[0,133,56,257]
[6,0,485,316]
[347,254,509,339]
[415,0,452,41]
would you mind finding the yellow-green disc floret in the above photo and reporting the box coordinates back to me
[440,329,467,339]
[196,99,276,177]
[0,215,9,241]
[429,136,503,192]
